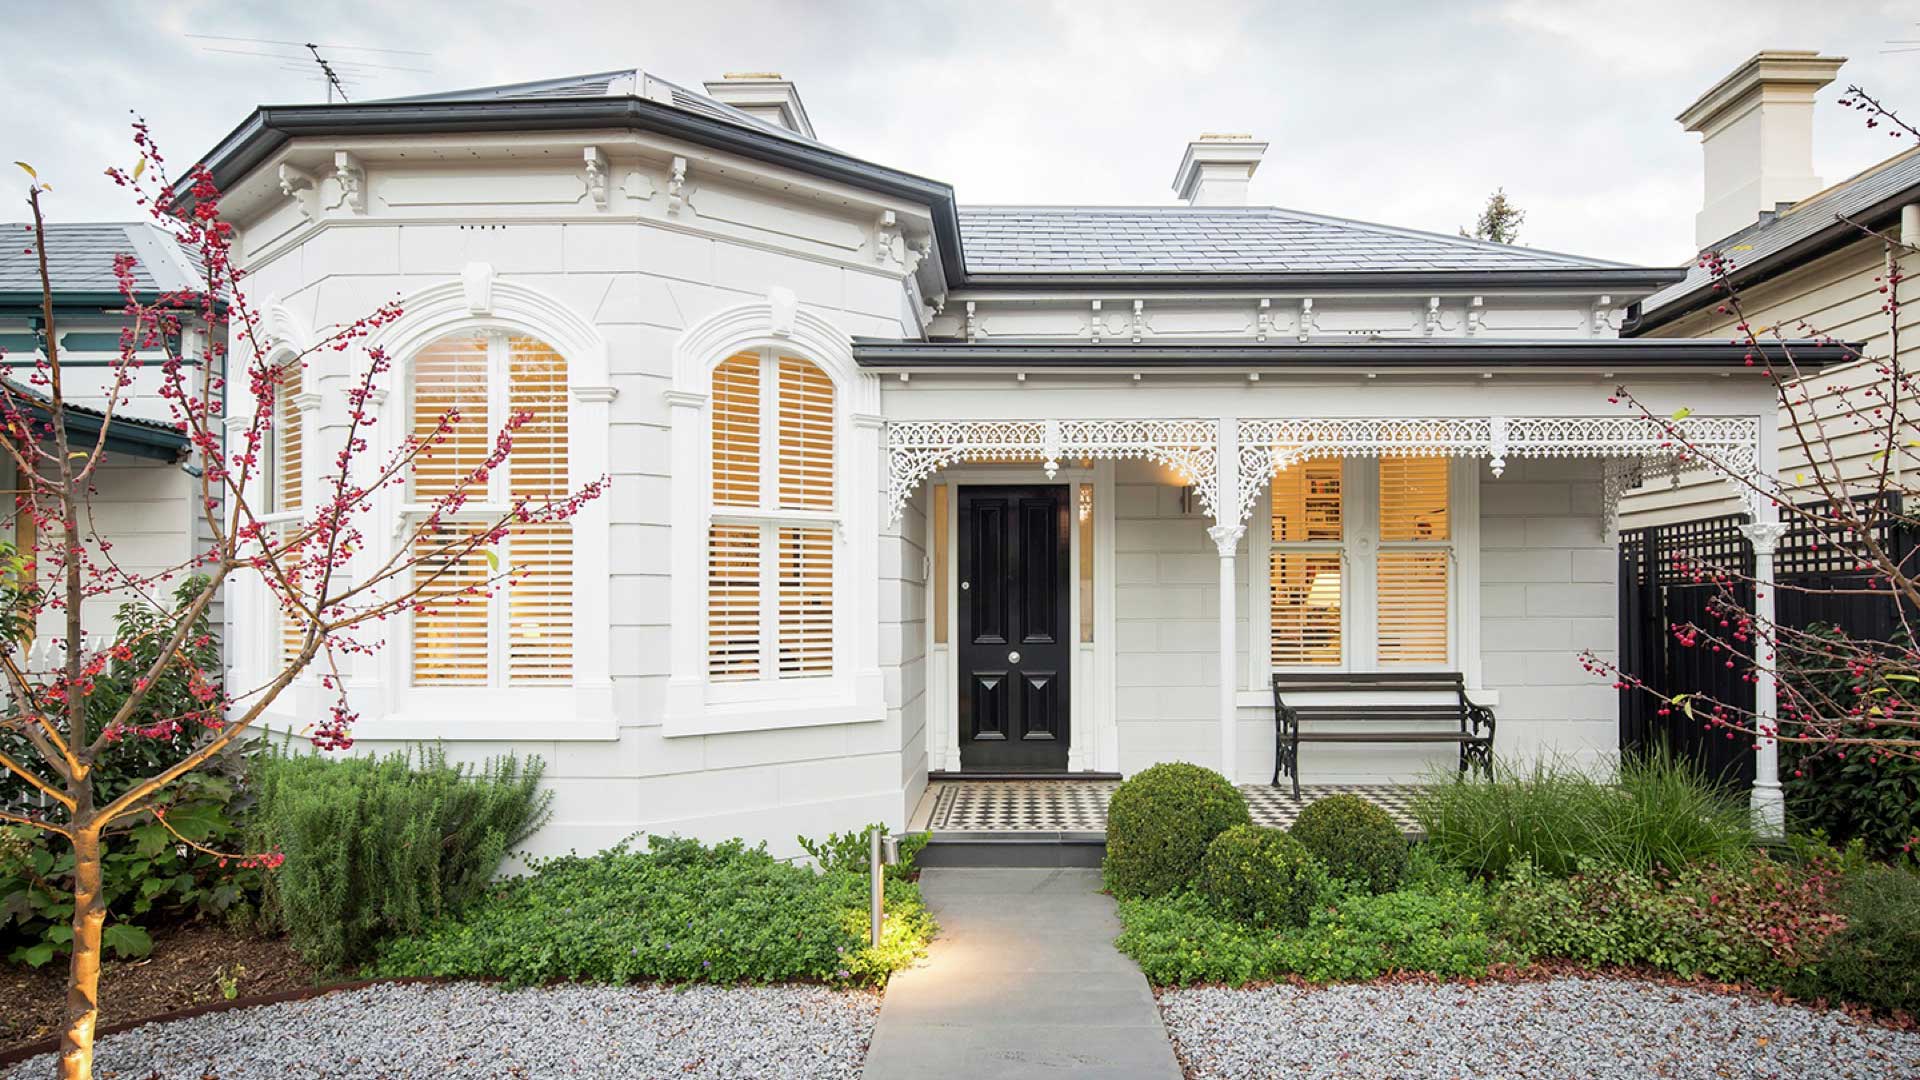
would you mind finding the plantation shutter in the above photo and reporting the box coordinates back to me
[272,362,307,667]
[711,352,760,508]
[409,335,495,685]
[1376,457,1450,665]
[705,351,837,683]
[1268,458,1344,667]
[505,337,571,683]
[777,356,834,510]
[273,362,303,514]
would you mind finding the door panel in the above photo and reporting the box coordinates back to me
[958,486,1071,771]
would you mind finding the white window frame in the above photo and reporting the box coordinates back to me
[343,273,617,742]
[1250,456,1481,688]
[664,293,884,737]
[399,329,572,690]
[257,352,318,688]
[705,346,841,697]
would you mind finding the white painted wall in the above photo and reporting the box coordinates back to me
[229,142,930,859]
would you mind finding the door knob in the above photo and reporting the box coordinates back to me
[1008,650,1021,664]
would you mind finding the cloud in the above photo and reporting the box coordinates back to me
[4,1,1916,268]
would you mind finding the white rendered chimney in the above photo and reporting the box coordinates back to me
[1679,50,1846,249]
[1172,133,1268,206]
[702,72,816,139]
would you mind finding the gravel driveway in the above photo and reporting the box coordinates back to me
[2,981,880,1080]
[1158,977,1920,1080]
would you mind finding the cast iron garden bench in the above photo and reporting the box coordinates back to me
[1270,671,1496,797]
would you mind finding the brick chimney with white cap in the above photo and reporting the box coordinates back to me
[1172,133,1268,206]
[1679,50,1847,249]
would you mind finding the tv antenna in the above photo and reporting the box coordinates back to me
[187,33,432,102]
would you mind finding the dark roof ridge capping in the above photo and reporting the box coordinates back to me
[187,67,1680,295]
[1631,144,1920,333]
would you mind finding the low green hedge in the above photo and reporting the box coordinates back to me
[1104,763,1249,900]
[370,835,934,987]
[1199,825,1325,928]
[1290,793,1407,894]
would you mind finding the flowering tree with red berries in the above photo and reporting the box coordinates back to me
[1587,86,1920,847]
[1,129,603,1080]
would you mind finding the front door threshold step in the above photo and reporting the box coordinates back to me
[918,832,1106,868]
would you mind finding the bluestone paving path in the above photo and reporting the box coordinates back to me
[862,867,1182,1080]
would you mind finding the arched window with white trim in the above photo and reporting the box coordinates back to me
[706,348,837,684]
[406,330,572,686]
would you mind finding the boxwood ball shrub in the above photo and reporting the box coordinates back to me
[1199,825,1325,927]
[1290,793,1407,894]
[1104,763,1250,899]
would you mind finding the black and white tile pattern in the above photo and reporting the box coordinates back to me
[928,780,1425,834]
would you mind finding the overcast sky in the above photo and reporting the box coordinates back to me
[5,1,1918,266]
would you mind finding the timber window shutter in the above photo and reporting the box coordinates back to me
[706,349,837,682]
[1375,456,1451,665]
[407,332,574,686]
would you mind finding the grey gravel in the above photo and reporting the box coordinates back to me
[1158,977,1920,1080]
[3,981,880,1080]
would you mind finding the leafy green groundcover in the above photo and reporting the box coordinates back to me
[370,835,934,987]
[1118,878,1495,986]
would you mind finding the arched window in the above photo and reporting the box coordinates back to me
[706,349,836,683]
[407,330,572,686]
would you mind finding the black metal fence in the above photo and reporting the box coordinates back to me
[1616,495,1913,786]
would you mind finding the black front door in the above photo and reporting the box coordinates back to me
[958,485,1071,772]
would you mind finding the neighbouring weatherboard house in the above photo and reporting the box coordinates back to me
[0,223,205,650]
[170,67,1845,856]
[1624,50,1920,527]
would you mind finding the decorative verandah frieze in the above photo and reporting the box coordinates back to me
[885,413,1766,530]
[887,418,1222,523]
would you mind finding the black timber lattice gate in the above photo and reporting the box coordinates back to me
[1616,495,1913,787]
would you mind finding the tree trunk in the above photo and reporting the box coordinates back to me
[58,827,103,1080]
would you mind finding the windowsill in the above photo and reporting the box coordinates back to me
[662,669,885,737]
[347,681,617,742]
[1234,688,1500,711]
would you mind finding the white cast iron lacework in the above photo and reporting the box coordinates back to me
[1233,414,1763,525]
[886,418,1217,524]
[888,414,1764,530]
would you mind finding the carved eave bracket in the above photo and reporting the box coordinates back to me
[583,146,609,210]
[278,163,319,223]
[331,151,366,214]
[667,156,689,216]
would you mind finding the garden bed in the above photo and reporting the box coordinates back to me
[1157,977,1920,1080]
[0,981,881,1080]
[0,923,315,1052]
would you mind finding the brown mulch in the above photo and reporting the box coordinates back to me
[0,922,317,1052]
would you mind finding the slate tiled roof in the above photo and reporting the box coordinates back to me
[380,69,833,151]
[956,206,1640,275]
[0,222,201,296]
[1637,146,1920,326]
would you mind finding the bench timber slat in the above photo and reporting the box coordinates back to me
[1270,671,1495,797]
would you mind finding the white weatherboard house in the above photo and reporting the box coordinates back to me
[189,70,1846,856]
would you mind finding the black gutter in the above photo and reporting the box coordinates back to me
[958,267,1686,293]
[185,97,968,284]
[186,97,1688,297]
[12,401,188,463]
[853,338,1857,371]
[1631,183,1920,334]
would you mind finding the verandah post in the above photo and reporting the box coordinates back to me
[1208,417,1244,782]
